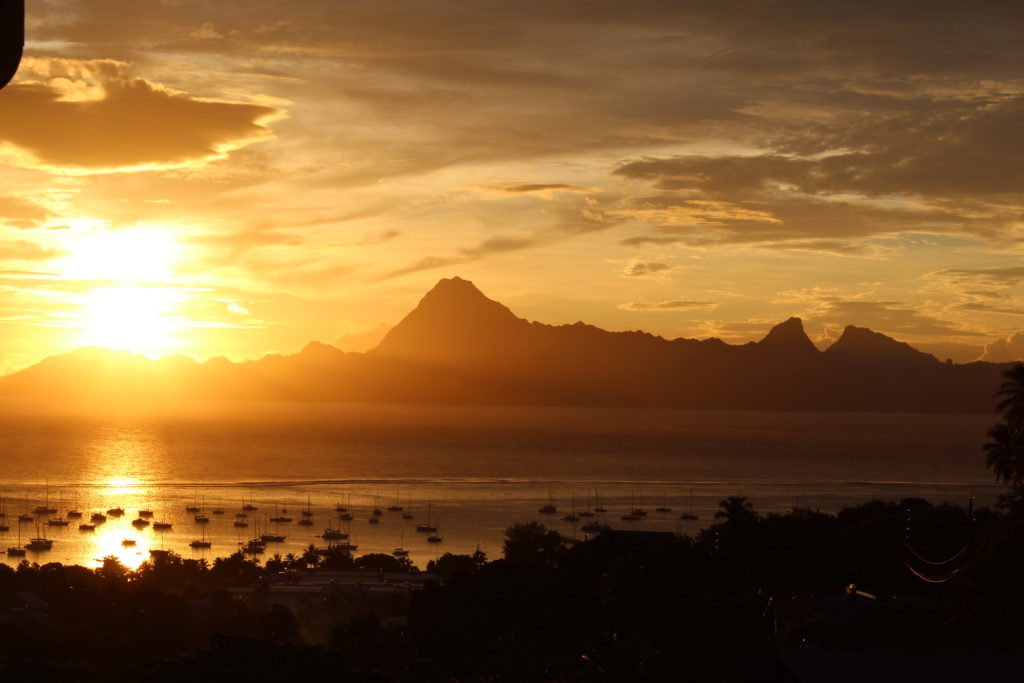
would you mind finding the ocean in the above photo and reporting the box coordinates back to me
[0,402,1004,569]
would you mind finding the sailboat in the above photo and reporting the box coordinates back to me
[415,502,438,533]
[656,491,672,513]
[402,496,414,520]
[25,524,53,551]
[562,496,579,522]
[538,488,557,514]
[0,496,8,532]
[189,524,212,549]
[386,488,403,512]
[621,492,640,521]
[152,505,173,531]
[6,516,26,556]
[67,492,83,519]
[33,482,57,515]
[392,532,409,557]
[578,490,595,518]
[679,488,699,521]
[631,490,648,517]
[594,490,607,513]
[260,515,286,543]
[269,504,292,523]
[298,496,314,526]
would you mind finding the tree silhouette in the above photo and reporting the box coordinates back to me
[714,496,756,524]
[301,543,321,569]
[502,521,566,567]
[986,364,1024,487]
[984,422,1024,485]
[995,363,1024,427]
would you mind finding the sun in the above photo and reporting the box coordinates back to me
[62,226,188,357]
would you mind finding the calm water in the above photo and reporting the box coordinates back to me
[0,403,1003,570]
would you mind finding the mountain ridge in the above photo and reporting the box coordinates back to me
[0,277,1011,414]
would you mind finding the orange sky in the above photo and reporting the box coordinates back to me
[1,1,1023,373]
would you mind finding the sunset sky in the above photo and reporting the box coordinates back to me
[2,1,1024,373]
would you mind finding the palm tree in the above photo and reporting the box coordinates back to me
[714,496,756,524]
[995,363,1024,427]
[301,543,321,569]
[983,422,1024,485]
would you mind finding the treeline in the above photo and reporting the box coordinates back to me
[3,492,1024,681]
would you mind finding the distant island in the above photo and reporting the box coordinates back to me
[0,277,1011,413]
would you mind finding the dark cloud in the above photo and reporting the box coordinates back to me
[0,77,280,172]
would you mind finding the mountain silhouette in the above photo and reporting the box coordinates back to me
[0,277,1011,413]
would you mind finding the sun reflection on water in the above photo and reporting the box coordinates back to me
[92,522,152,570]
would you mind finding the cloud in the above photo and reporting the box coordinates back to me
[936,267,1024,286]
[621,259,673,279]
[0,196,50,229]
[226,301,250,315]
[0,240,61,261]
[805,300,984,338]
[981,331,1024,362]
[0,61,283,173]
[618,299,716,312]
[481,183,590,197]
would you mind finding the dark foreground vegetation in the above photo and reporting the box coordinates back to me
[2,492,1024,682]
[2,364,1022,681]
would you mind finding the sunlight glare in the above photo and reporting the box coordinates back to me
[78,286,184,356]
[62,226,180,283]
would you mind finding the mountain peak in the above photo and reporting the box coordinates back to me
[826,325,938,364]
[373,277,524,361]
[758,317,817,353]
[420,276,489,305]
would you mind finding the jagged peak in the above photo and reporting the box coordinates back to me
[826,325,937,362]
[758,317,818,352]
